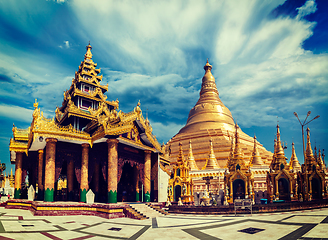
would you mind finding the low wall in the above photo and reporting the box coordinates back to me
[168,199,328,215]
[5,199,127,219]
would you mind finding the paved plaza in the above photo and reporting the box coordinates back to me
[0,207,328,239]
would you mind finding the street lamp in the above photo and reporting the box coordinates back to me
[293,111,320,200]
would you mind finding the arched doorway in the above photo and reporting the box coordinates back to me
[117,163,137,202]
[278,178,290,200]
[233,179,245,200]
[174,185,181,202]
[311,177,322,200]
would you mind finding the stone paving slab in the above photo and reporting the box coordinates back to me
[1,207,328,239]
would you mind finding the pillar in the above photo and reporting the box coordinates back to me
[107,139,119,203]
[144,150,151,202]
[94,162,100,201]
[134,166,139,202]
[44,138,57,202]
[80,143,89,202]
[67,157,74,201]
[14,152,23,199]
[37,149,44,200]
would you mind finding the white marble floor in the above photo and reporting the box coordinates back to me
[0,207,328,239]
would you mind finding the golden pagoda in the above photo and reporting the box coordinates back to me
[166,60,272,202]
[168,142,193,203]
[9,44,164,204]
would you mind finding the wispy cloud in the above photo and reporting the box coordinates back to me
[296,0,317,20]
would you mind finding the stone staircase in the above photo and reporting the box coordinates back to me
[125,206,149,220]
[129,203,167,219]
[146,203,169,216]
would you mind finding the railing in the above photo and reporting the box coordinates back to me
[234,199,252,216]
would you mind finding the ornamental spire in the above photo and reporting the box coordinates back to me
[250,135,263,166]
[187,140,199,171]
[205,139,220,169]
[318,148,325,171]
[84,42,93,60]
[305,127,314,163]
[289,142,301,171]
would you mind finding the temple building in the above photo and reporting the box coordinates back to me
[166,60,273,203]
[9,44,167,203]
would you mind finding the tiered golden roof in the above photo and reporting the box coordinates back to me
[10,44,163,157]
[167,60,272,169]
[271,125,288,171]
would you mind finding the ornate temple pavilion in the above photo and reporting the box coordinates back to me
[166,60,274,203]
[9,44,166,203]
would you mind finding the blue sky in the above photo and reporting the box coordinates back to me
[0,0,327,174]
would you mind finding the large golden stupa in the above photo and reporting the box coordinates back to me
[167,60,273,169]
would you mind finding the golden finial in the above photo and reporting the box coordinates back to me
[34,99,38,109]
[84,42,93,60]
[204,58,212,71]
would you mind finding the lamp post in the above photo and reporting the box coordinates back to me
[293,111,320,201]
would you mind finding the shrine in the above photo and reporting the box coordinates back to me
[168,142,194,203]
[9,44,165,203]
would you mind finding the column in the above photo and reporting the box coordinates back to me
[134,166,139,202]
[44,138,57,202]
[107,139,119,203]
[94,162,100,202]
[144,150,151,202]
[67,157,74,201]
[80,143,89,202]
[14,152,23,199]
[37,149,44,200]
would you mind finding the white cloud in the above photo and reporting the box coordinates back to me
[296,0,317,20]
[0,104,33,123]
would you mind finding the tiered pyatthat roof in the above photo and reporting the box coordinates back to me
[289,142,301,172]
[305,127,316,170]
[229,124,247,171]
[271,125,288,171]
[10,44,162,155]
[55,43,118,129]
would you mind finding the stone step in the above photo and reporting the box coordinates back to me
[129,203,165,218]
[125,207,148,220]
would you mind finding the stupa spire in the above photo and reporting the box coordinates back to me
[250,135,263,166]
[178,60,235,134]
[289,142,301,171]
[204,139,220,169]
[317,148,325,170]
[187,140,199,171]
[272,125,287,170]
[305,127,315,165]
